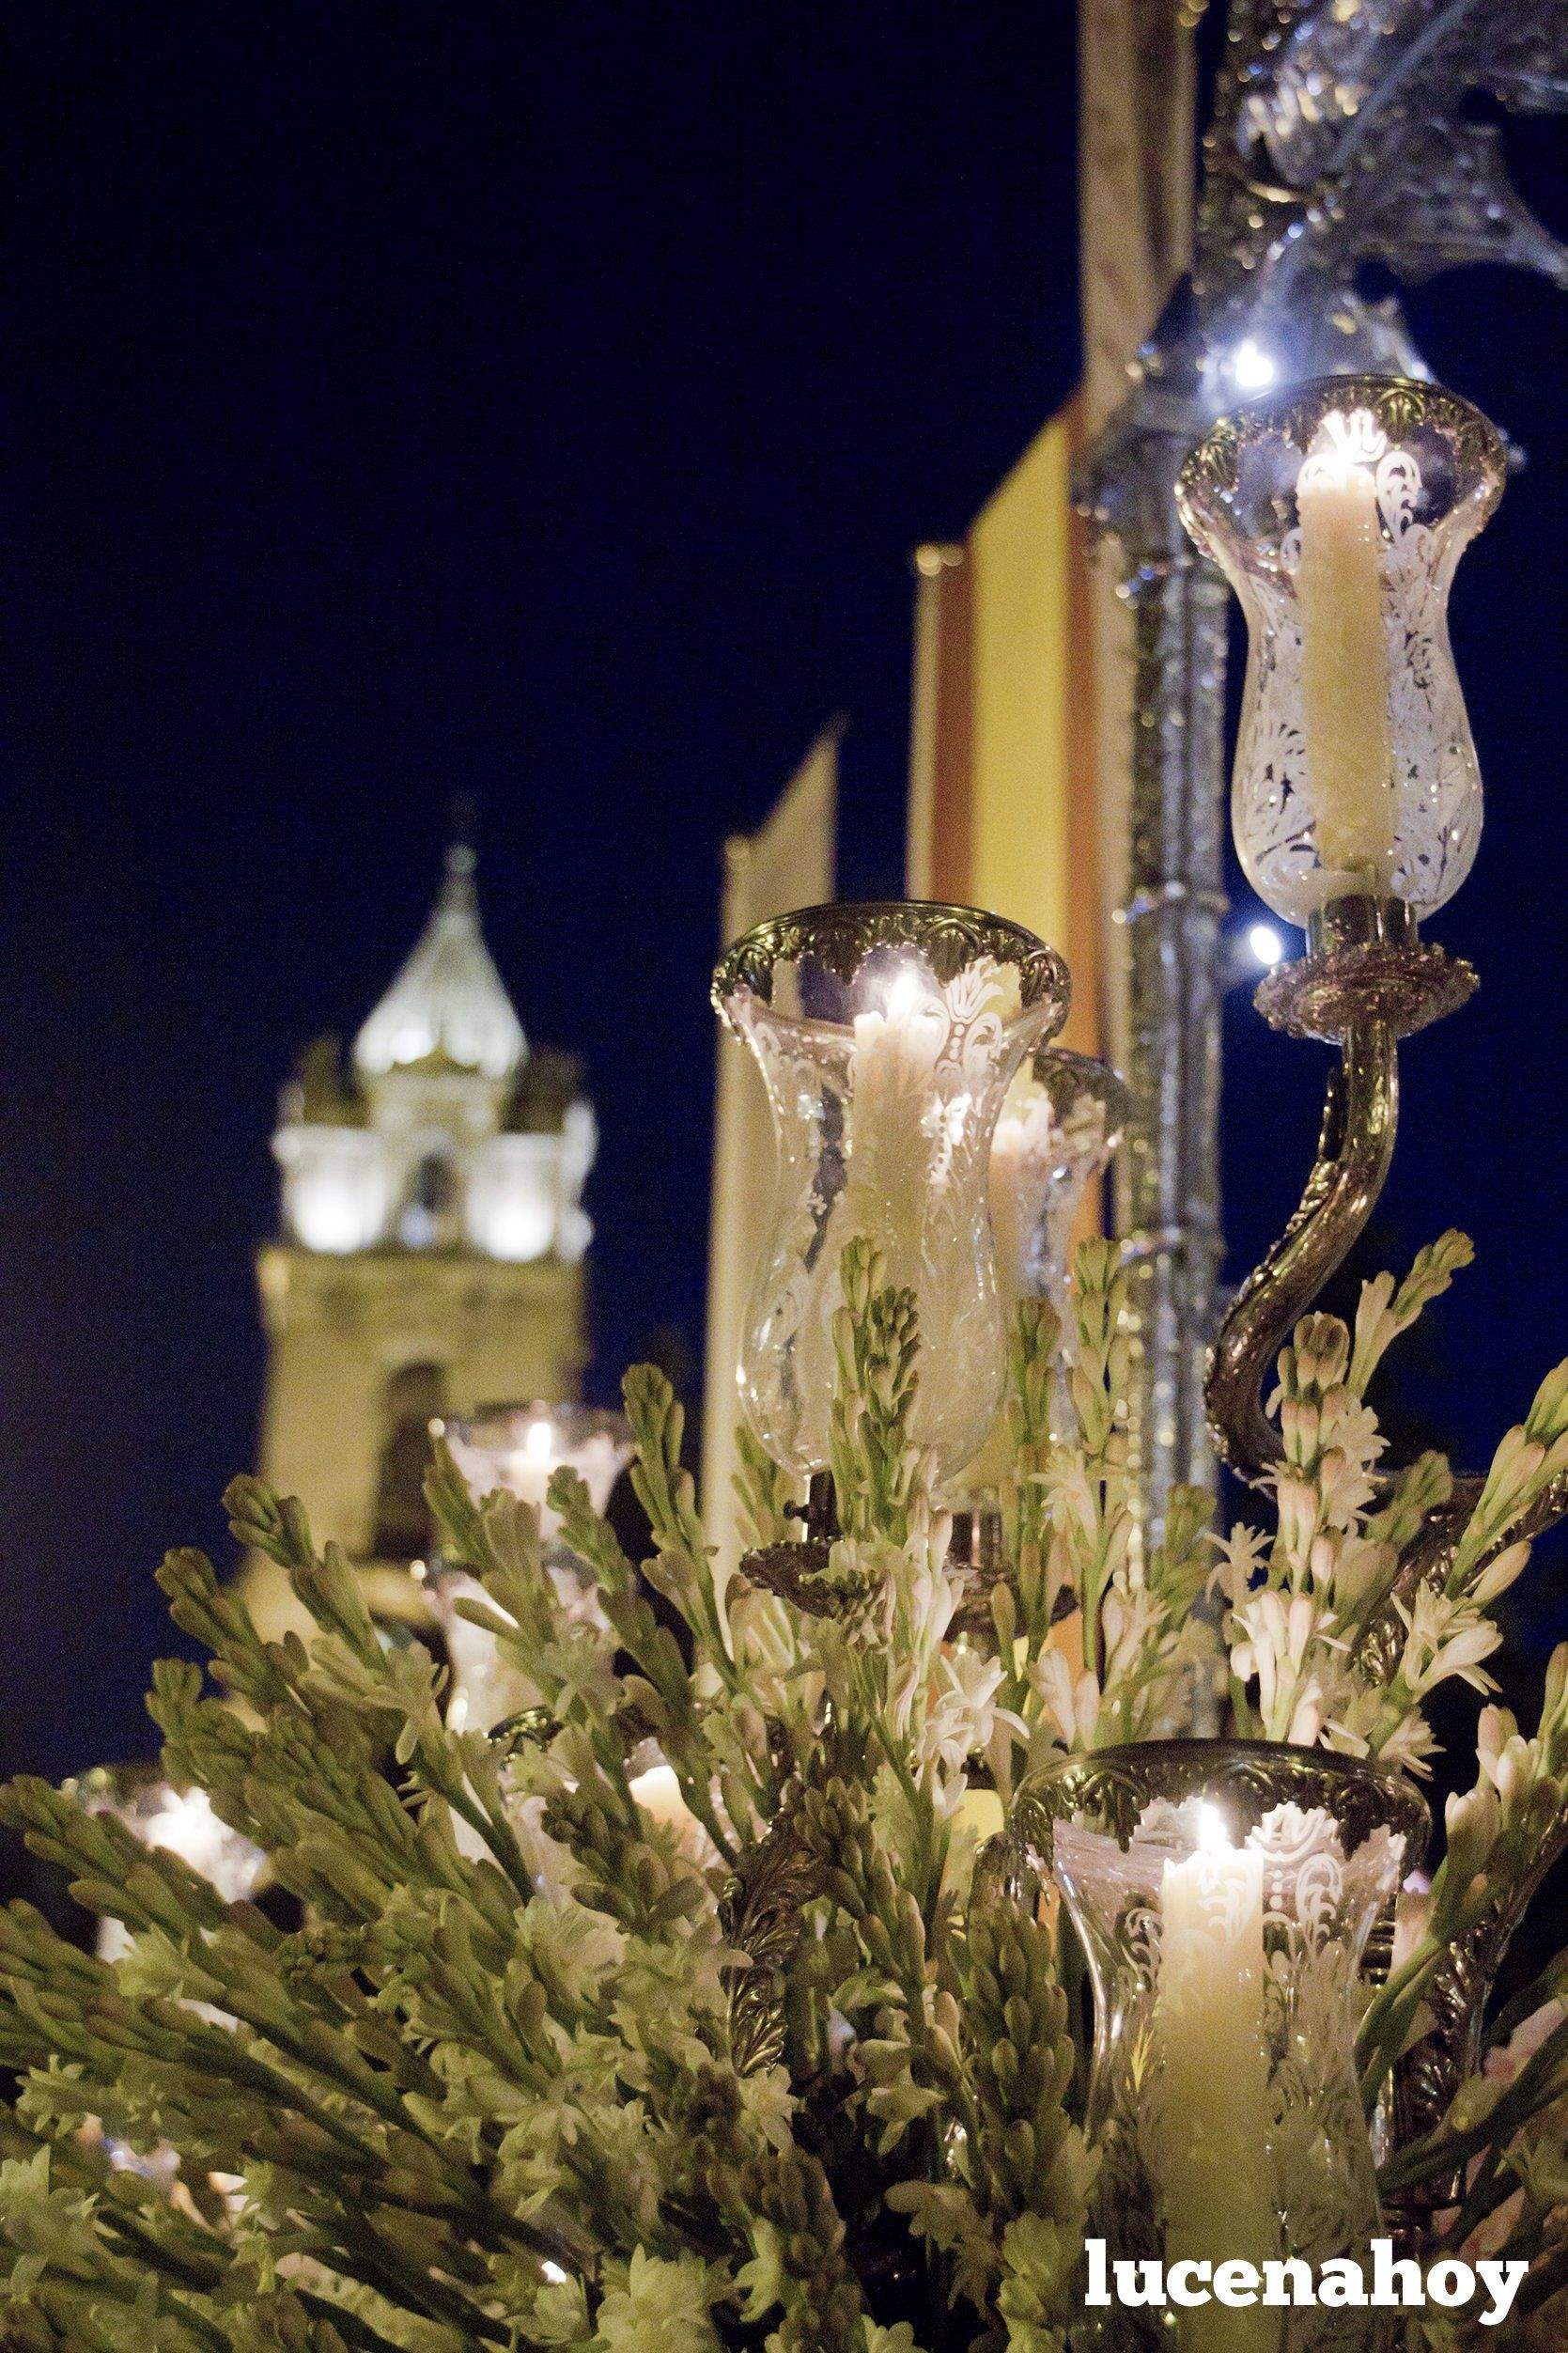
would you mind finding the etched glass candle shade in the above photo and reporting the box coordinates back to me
[442,1402,632,1542]
[713,902,1069,1488]
[1017,1741,1426,2352]
[1177,376,1504,928]
[990,1046,1129,1321]
[434,1403,632,1736]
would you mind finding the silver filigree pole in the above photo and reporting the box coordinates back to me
[1082,355,1229,1523]
[1084,0,1568,1535]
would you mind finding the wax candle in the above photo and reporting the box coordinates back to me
[790,966,947,1450]
[504,1415,557,1513]
[1296,423,1394,892]
[439,1417,559,1739]
[784,959,944,1449]
[629,1762,690,1827]
[1153,1804,1281,2353]
[438,1569,538,1737]
[990,1082,1063,1312]
[844,968,946,1271]
[629,1760,708,1865]
[147,1787,238,1878]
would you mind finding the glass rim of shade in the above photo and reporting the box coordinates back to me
[1018,1735,1430,1865]
[441,1400,633,1452]
[1025,1043,1131,1131]
[1174,370,1506,549]
[712,898,1071,1033]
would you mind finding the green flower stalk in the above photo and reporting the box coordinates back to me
[0,1228,1565,2347]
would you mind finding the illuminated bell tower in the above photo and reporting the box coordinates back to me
[244,841,594,1630]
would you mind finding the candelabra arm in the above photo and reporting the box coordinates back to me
[1207,1015,1399,1486]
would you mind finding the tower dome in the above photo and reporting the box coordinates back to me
[352,842,526,1083]
[253,836,597,1639]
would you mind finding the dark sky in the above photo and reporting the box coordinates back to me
[1,7,1565,1786]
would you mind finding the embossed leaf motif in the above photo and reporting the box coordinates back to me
[712,902,1070,1015]
[721,1809,826,2076]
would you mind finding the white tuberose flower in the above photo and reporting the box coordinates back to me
[1032,1649,1101,1751]
[595,2249,725,2353]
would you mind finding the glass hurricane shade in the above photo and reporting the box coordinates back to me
[1177,375,1505,929]
[713,902,1069,1487]
[434,1403,633,1737]
[1018,1741,1426,2351]
[990,1047,1130,1319]
[442,1402,632,1540]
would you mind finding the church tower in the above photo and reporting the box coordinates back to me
[247,842,594,1627]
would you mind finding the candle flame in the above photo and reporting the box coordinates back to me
[884,968,924,1022]
[1196,1800,1233,1854]
[523,1417,554,1465]
[1302,407,1388,493]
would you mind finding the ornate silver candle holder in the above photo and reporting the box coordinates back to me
[1176,376,1505,933]
[712,901,1069,1494]
[1182,378,1568,2212]
[1014,1742,1427,2350]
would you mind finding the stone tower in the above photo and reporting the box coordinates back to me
[245,842,593,1630]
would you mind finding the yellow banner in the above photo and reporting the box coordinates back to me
[907,400,1101,1057]
[702,725,839,1546]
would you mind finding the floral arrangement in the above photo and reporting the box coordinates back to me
[1,1235,1567,2349]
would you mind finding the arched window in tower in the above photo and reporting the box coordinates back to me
[398,1149,458,1250]
[370,1362,447,1561]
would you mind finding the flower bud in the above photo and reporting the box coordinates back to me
[1471,1541,1531,1608]
[1545,1642,1568,1726]
[1442,1782,1501,1903]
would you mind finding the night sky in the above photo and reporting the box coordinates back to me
[2,8,1565,1789]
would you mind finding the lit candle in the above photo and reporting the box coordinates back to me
[989,1083,1058,1311]
[1152,1804,1280,2352]
[844,968,946,1276]
[1296,420,1394,893]
[146,1788,236,1879]
[629,1761,691,1830]
[791,967,948,1444]
[439,1570,537,1737]
[91,1785,265,1963]
[504,1415,559,1531]
[629,1760,711,1865]
[439,1422,559,1740]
